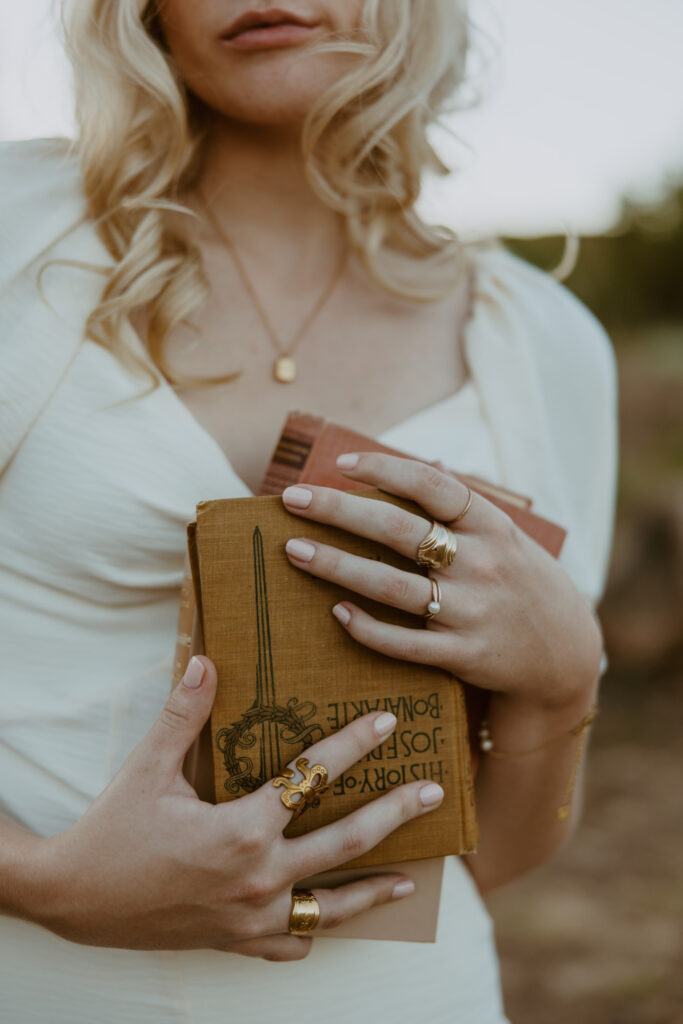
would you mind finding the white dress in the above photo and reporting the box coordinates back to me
[0,138,618,1024]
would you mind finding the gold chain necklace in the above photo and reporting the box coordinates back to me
[196,187,348,383]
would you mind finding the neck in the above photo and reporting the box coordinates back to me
[187,114,346,279]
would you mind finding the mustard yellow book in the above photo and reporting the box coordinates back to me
[188,486,478,870]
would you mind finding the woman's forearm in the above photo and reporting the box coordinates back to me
[0,809,52,923]
[463,675,599,895]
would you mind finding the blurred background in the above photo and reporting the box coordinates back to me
[2,1,681,1020]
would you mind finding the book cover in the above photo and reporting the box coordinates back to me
[170,409,567,941]
[191,487,478,869]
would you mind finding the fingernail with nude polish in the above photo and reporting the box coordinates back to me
[419,783,444,807]
[285,539,315,562]
[332,603,351,625]
[183,656,205,689]
[374,712,397,736]
[336,453,359,470]
[282,486,313,508]
[392,879,416,899]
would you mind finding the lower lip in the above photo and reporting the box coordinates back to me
[222,23,319,50]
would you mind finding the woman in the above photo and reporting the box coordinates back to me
[0,1,618,1021]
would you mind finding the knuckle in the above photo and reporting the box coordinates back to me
[383,785,416,826]
[418,464,447,492]
[340,825,366,861]
[158,697,191,732]
[379,571,411,606]
[319,489,338,518]
[384,511,415,542]
[358,453,378,474]
[233,821,269,856]
[491,509,518,545]
[321,900,346,930]
[325,547,342,575]
[345,722,371,762]
[239,872,279,907]
[457,593,485,624]
[232,915,262,942]
[395,635,421,661]
[477,550,504,584]
[398,785,419,822]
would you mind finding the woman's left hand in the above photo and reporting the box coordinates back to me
[281,452,603,711]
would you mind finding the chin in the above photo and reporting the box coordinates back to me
[200,94,315,128]
[194,82,322,128]
[184,50,352,129]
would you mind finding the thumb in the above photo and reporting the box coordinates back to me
[137,656,218,779]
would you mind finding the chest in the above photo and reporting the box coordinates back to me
[1,284,503,612]
[132,257,473,493]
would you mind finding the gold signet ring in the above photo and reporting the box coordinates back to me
[272,757,329,822]
[289,889,320,935]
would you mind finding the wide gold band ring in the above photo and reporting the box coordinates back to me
[289,889,320,935]
[415,521,458,570]
[272,757,330,823]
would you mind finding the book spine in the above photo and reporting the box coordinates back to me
[171,549,195,689]
[259,411,327,494]
[260,412,566,556]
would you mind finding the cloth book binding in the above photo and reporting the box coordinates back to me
[173,411,567,941]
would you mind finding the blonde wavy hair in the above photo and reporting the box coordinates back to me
[59,0,474,397]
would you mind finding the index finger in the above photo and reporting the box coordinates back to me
[251,711,399,833]
[333,451,501,530]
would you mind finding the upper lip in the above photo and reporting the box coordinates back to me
[221,7,319,40]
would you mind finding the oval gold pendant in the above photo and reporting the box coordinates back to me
[273,356,296,383]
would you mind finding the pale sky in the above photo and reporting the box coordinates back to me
[1,0,682,237]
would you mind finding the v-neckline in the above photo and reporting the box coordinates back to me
[155,360,477,497]
[123,261,479,496]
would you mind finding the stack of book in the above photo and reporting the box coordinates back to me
[173,412,567,941]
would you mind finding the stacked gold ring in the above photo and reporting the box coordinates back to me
[452,485,473,524]
[423,577,442,620]
[415,521,458,570]
[415,486,472,571]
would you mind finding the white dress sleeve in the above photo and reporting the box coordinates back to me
[0,137,109,478]
[465,242,619,613]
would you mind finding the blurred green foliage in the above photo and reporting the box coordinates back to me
[504,179,683,330]
[505,181,683,688]
[493,183,683,1024]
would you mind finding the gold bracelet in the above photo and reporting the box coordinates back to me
[477,700,599,821]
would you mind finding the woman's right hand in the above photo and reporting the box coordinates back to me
[29,656,444,960]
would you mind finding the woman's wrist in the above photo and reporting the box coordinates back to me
[0,822,62,927]
[505,596,604,716]
[481,671,600,760]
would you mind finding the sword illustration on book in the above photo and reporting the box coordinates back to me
[215,526,325,795]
